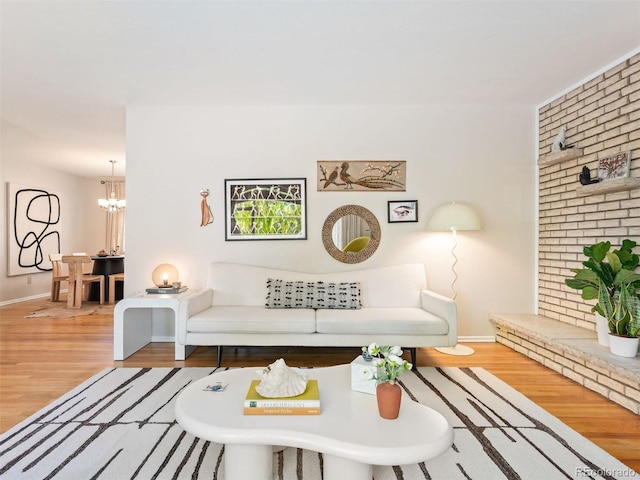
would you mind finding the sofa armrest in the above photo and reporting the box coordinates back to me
[176,288,214,344]
[420,289,457,345]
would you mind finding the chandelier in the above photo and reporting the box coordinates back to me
[98,160,126,212]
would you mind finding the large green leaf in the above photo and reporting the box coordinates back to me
[615,239,639,270]
[587,241,611,262]
[580,286,598,300]
[565,277,599,299]
[598,278,614,320]
[620,284,640,337]
[564,278,592,290]
[565,269,597,288]
[609,287,629,336]
[571,269,598,282]
[581,260,615,286]
[621,239,637,250]
[614,269,640,286]
[606,252,622,274]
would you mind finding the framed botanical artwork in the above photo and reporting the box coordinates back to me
[597,151,631,181]
[317,160,406,192]
[224,178,307,241]
[388,200,418,223]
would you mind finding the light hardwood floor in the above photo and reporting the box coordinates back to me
[1,297,639,473]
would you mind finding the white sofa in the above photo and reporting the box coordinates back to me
[176,262,457,366]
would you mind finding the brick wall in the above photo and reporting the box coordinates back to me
[538,53,640,330]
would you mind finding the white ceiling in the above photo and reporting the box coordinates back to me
[2,0,639,178]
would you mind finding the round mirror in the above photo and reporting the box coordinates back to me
[322,205,381,264]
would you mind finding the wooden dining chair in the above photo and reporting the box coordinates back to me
[108,272,125,304]
[49,253,68,302]
[61,255,104,308]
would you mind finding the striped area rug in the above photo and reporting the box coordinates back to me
[0,367,635,479]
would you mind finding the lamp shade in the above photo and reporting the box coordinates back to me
[151,263,179,288]
[427,202,481,232]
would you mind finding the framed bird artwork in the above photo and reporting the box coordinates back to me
[317,160,406,192]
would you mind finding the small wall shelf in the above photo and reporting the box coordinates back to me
[538,148,584,167]
[575,177,640,196]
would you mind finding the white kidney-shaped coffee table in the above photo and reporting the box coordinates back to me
[175,364,453,480]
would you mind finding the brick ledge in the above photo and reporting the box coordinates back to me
[489,313,639,414]
[490,314,640,382]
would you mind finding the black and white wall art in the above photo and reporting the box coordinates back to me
[7,182,62,276]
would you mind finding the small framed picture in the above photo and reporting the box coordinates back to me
[388,200,418,223]
[597,151,631,181]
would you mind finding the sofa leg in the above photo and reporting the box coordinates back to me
[217,346,223,368]
[408,348,417,369]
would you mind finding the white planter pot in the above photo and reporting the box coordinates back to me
[608,334,639,358]
[595,313,610,347]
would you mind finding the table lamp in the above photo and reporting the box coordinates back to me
[152,263,179,288]
[427,201,481,356]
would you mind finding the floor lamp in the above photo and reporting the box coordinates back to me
[427,201,481,356]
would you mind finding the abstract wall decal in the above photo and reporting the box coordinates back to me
[317,160,406,191]
[7,182,62,276]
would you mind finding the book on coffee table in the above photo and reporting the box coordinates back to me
[243,379,320,415]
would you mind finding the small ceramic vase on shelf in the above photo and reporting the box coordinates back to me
[376,382,402,419]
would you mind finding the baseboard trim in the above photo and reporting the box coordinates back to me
[458,336,495,343]
[151,336,175,343]
[0,292,53,307]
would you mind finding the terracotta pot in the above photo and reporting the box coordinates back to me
[376,382,402,419]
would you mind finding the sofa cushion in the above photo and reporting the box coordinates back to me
[315,308,449,335]
[207,263,427,308]
[187,306,316,334]
[265,279,361,309]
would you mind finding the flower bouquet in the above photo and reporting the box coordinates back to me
[362,343,412,419]
[362,343,413,385]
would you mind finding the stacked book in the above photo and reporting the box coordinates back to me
[243,380,320,415]
[145,286,188,294]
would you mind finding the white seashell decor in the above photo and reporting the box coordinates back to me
[255,358,308,398]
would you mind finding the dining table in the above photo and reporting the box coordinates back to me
[89,255,125,302]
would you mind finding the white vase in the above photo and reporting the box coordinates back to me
[608,334,639,358]
[595,313,610,347]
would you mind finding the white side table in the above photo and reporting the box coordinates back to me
[113,291,198,361]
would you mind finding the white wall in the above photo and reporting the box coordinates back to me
[126,105,536,337]
[0,158,110,303]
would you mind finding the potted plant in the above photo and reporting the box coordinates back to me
[362,343,413,419]
[598,279,640,357]
[565,239,640,346]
